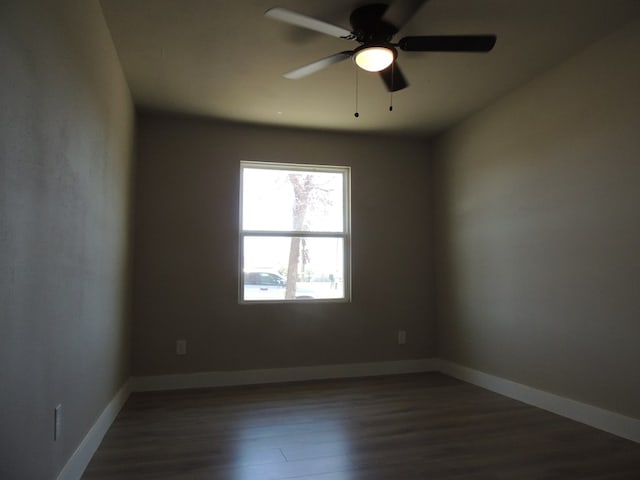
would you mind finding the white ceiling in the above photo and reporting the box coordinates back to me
[100,0,640,136]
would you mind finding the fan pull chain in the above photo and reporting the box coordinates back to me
[389,62,394,112]
[354,65,360,118]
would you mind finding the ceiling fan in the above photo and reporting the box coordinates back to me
[265,1,497,92]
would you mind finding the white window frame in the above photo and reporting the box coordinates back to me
[239,161,351,304]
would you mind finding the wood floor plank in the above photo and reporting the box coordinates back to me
[82,373,640,479]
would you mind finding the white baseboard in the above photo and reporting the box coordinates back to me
[439,360,640,444]
[131,358,439,392]
[56,380,131,480]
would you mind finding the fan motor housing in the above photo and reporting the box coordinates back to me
[350,4,398,43]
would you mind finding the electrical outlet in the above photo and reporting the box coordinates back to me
[397,330,406,345]
[54,404,62,441]
[176,339,187,355]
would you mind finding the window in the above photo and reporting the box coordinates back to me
[240,161,350,302]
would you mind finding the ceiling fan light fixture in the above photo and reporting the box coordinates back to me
[354,45,396,72]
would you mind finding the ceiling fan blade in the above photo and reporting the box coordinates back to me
[399,35,497,52]
[379,62,409,92]
[265,7,353,39]
[284,52,353,79]
[382,0,429,30]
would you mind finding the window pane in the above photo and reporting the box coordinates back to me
[242,168,344,232]
[243,236,345,301]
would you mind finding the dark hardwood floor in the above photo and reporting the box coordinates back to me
[82,373,640,479]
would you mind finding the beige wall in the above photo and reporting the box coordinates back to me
[434,18,640,418]
[132,114,435,375]
[0,1,134,478]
